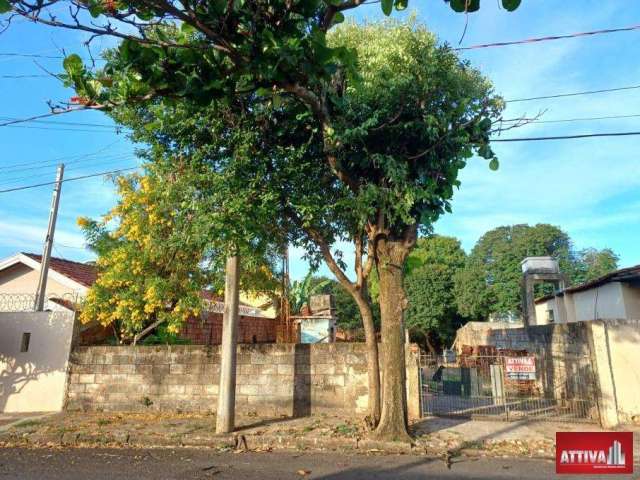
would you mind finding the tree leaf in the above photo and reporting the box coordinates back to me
[501,0,521,11]
[63,54,84,74]
[448,0,467,13]
[394,0,408,11]
[381,0,393,16]
[332,11,345,24]
[467,0,480,12]
[0,0,12,13]
[489,158,499,171]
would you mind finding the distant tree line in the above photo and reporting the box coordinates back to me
[315,223,618,352]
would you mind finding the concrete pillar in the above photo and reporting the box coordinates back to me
[216,255,240,434]
[405,345,421,421]
[587,321,619,429]
[521,276,536,327]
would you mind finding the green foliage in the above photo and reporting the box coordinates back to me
[368,235,467,346]
[141,324,191,345]
[289,271,331,314]
[328,21,504,236]
[405,236,467,346]
[0,0,12,14]
[446,0,520,12]
[454,224,619,319]
[502,0,522,11]
[571,248,619,285]
[311,276,379,332]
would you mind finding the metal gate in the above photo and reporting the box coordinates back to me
[419,351,599,423]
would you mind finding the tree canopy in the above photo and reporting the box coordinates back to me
[404,235,466,350]
[454,224,620,320]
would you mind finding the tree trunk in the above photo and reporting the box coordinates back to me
[353,291,381,426]
[424,330,437,356]
[373,238,412,442]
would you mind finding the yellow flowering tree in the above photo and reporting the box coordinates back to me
[79,157,283,344]
[79,168,207,342]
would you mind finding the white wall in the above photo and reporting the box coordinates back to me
[605,320,640,424]
[0,311,75,412]
[534,298,559,325]
[573,282,626,322]
[621,283,640,320]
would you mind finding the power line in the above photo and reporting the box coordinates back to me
[0,140,120,171]
[492,131,640,142]
[502,112,640,125]
[0,167,139,194]
[0,154,136,187]
[0,116,119,129]
[0,111,77,127]
[3,124,122,134]
[0,52,64,59]
[506,84,640,103]
[0,74,50,78]
[457,23,640,51]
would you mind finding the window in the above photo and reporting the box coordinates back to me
[20,332,31,352]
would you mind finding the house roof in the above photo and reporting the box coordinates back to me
[535,264,640,304]
[22,252,97,287]
[48,296,79,311]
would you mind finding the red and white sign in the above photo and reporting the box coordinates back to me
[504,356,536,380]
[556,432,633,474]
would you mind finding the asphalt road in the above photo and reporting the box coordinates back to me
[0,448,636,479]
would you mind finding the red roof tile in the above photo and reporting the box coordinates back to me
[22,252,97,287]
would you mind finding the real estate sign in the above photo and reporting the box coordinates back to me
[504,356,536,380]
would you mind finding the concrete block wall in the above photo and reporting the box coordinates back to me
[66,343,374,416]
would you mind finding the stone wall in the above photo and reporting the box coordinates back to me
[66,343,414,417]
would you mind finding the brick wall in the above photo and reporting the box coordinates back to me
[179,313,277,345]
[66,343,375,416]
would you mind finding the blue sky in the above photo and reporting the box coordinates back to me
[1,1,639,281]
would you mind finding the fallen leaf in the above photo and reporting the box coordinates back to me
[297,469,311,476]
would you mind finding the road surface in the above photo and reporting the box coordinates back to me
[0,448,635,479]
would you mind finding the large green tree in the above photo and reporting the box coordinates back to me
[404,236,466,353]
[455,224,619,320]
[1,0,521,440]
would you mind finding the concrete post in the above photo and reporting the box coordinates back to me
[405,345,421,421]
[216,255,240,434]
[587,321,619,429]
[34,164,64,311]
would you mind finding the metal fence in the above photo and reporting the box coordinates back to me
[0,292,81,312]
[420,352,599,423]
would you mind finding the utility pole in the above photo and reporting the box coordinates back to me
[34,164,64,311]
[216,254,240,434]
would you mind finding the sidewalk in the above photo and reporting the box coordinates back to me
[0,412,56,432]
[1,411,638,460]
